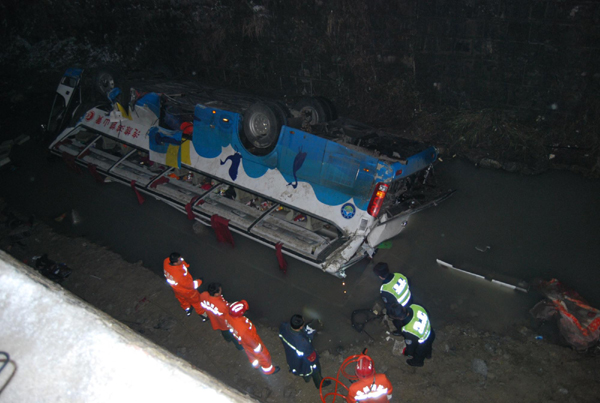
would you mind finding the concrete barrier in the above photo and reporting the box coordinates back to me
[0,251,256,403]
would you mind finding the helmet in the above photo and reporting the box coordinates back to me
[355,355,375,379]
[229,300,249,317]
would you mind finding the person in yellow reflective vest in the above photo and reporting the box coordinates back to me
[373,262,412,335]
[388,302,435,367]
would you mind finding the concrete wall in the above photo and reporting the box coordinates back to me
[0,251,255,403]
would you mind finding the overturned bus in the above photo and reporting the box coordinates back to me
[48,69,454,278]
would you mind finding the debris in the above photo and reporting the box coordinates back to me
[436,259,529,293]
[14,134,30,145]
[475,245,491,252]
[32,254,71,282]
[472,358,488,378]
[377,240,393,249]
[0,154,10,168]
[392,339,406,357]
[55,212,67,222]
[71,209,82,225]
[530,278,600,351]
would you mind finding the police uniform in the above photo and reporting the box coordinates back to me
[400,304,435,367]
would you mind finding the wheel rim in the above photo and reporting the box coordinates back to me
[97,73,115,95]
[249,112,273,148]
[301,106,321,125]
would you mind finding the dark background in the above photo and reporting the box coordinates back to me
[1,0,599,172]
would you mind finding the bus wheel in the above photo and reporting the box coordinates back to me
[292,96,330,124]
[242,102,282,154]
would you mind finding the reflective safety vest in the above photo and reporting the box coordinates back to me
[348,373,393,403]
[402,304,431,343]
[380,273,411,306]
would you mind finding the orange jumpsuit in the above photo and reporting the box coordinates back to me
[198,291,230,331]
[347,374,393,403]
[163,257,202,313]
[227,315,275,374]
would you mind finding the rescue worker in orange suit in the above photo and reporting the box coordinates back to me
[389,302,435,367]
[198,282,243,350]
[226,300,280,375]
[163,252,207,320]
[347,355,393,403]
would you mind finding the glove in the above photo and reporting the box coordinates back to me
[305,325,316,335]
[402,347,406,356]
[307,351,317,362]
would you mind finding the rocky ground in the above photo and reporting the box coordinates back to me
[1,205,599,403]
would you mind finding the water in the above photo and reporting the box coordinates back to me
[2,143,599,351]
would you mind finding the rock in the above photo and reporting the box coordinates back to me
[472,358,488,377]
[479,158,502,169]
[283,387,297,398]
[392,339,406,357]
[502,161,520,172]
[558,387,568,395]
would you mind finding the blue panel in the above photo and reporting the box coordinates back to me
[393,146,438,178]
[136,92,161,118]
[188,105,398,210]
[277,127,326,187]
[192,105,240,159]
[65,68,83,78]
[149,127,181,153]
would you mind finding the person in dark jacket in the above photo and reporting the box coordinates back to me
[278,314,332,389]
[388,302,435,367]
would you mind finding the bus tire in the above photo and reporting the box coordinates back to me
[292,96,329,124]
[242,102,282,154]
[315,96,338,121]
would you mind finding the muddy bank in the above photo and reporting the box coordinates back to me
[1,207,598,403]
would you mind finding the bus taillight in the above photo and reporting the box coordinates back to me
[367,183,389,217]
